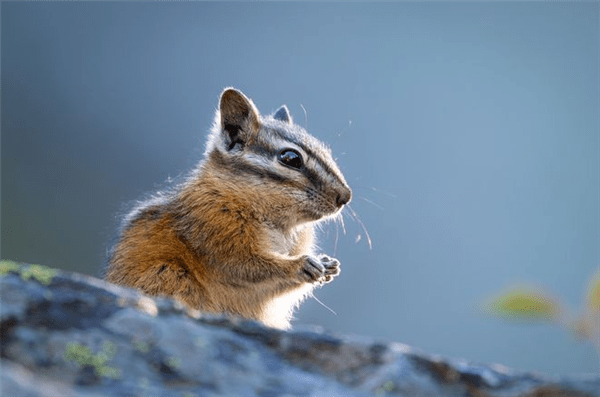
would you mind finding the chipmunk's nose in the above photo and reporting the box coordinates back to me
[336,186,352,208]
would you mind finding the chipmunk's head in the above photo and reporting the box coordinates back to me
[205,88,351,228]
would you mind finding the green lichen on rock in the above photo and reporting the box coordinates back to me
[0,260,57,285]
[64,341,121,379]
[133,340,149,353]
[375,380,396,396]
[0,260,21,276]
[20,264,58,285]
[167,356,181,370]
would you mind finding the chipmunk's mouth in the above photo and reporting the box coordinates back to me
[300,203,342,222]
[295,206,323,222]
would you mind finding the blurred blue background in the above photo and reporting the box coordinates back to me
[2,2,598,376]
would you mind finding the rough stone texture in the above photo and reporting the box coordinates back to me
[1,263,598,397]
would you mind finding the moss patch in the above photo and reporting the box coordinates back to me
[64,341,121,379]
[0,260,21,276]
[133,340,149,353]
[20,264,58,285]
[0,260,58,285]
[167,356,181,370]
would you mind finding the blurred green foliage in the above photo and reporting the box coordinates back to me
[483,271,600,349]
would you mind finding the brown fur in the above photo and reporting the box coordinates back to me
[105,88,351,329]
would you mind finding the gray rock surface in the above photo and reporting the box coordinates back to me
[1,262,598,397]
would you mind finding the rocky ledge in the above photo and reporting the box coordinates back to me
[0,261,597,397]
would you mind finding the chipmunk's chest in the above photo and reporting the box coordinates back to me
[267,229,298,256]
[265,224,313,257]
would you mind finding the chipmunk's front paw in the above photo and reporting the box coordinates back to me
[300,254,340,284]
[318,254,340,283]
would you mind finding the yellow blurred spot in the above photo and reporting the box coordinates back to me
[586,271,600,312]
[483,285,560,321]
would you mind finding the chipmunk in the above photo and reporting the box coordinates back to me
[105,88,351,329]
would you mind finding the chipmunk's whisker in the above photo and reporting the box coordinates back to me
[358,196,385,211]
[339,211,347,236]
[333,220,339,257]
[311,293,337,316]
[347,204,372,250]
[300,103,308,129]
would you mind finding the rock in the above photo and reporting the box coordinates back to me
[1,261,598,397]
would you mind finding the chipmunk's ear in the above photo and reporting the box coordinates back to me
[219,88,261,150]
[273,105,292,124]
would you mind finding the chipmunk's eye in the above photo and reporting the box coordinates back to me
[278,149,303,169]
